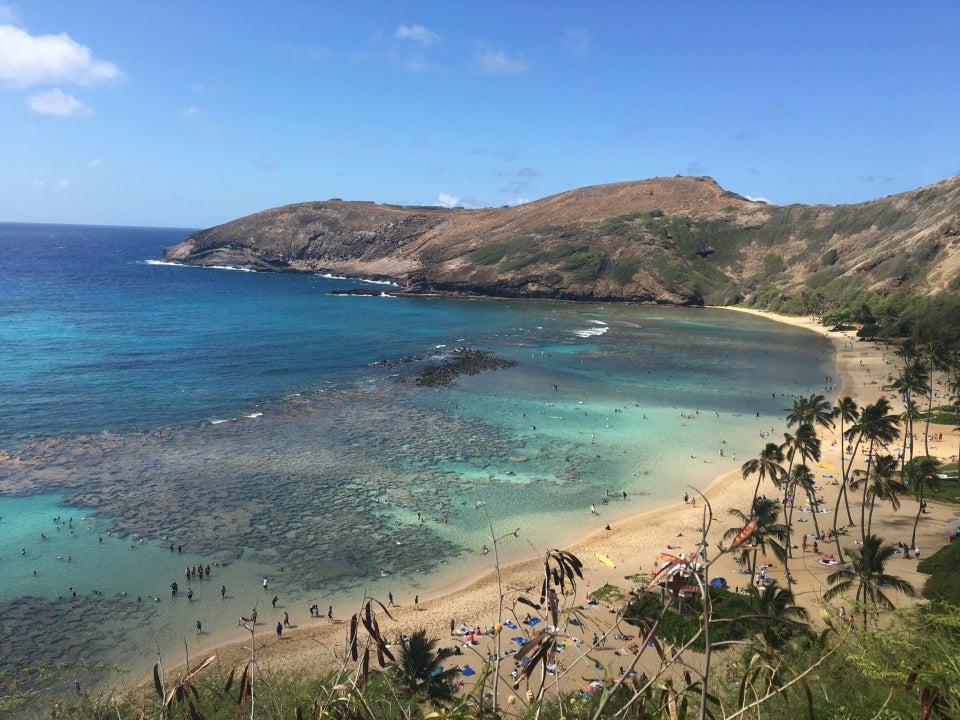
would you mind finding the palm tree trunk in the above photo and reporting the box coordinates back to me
[831,434,853,561]
[808,492,823,541]
[860,440,875,544]
[842,433,864,527]
[923,364,935,457]
[910,483,925,549]
[781,477,796,579]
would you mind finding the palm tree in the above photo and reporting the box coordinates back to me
[920,340,950,458]
[784,393,836,431]
[844,398,901,543]
[890,360,929,471]
[850,454,905,535]
[898,398,924,473]
[832,396,859,534]
[948,349,960,474]
[394,629,458,704]
[792,464,824,542]
[779,423,821,570]
[823,534,916,629]
[740,442,786,507]
[725,496,787,581]
[904,455,941,548]
[742,580,810,649]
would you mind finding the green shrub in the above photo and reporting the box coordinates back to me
[467,243,508,265]
[564,251,608,283]
[605,256,642,285]
[763,252,786,276]
[546,242,589,261]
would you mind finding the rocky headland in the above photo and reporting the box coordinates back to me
[164,175,960,307]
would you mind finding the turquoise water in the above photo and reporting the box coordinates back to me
[0,223,835,695]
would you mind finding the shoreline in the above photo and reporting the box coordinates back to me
[119,306,960,695]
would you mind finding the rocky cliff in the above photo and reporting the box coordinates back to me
[163,175,960,307]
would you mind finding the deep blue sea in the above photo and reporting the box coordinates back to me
[0,222,835,696]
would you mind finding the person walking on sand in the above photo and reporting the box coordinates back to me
[327,605,333,622]
[284,611,290,627]
[414,595,419,611]
[387,591,394,606]
[276,621,283,638]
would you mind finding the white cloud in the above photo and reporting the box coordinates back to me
[395,24,440,45]
[27,87,91,116]
[87,157,104,169]
[55,177,70,187]
[473,44,528,75]
[745,195,770,204]
[32,177,44,187]
[0,24,121,88]
[509,197,530,206]
[436,192,461,208]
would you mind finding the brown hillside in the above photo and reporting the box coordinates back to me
[163,175,960,307]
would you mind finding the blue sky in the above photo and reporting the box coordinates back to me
[0,1,957,229]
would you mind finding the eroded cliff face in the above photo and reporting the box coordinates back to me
[163,175,960,306]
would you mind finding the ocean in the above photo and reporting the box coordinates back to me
[0,222,835,695]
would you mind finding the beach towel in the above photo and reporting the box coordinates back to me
[512,636,525,646]
[504,620,518,629]
[461,665,476,676]
[525,617,541,626]
[569,618,582,626]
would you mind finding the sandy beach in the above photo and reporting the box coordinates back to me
[158,308,960,701]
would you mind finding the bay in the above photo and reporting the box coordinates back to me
[0,222,835,695]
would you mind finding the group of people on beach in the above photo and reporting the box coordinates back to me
[185,564,212,579]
